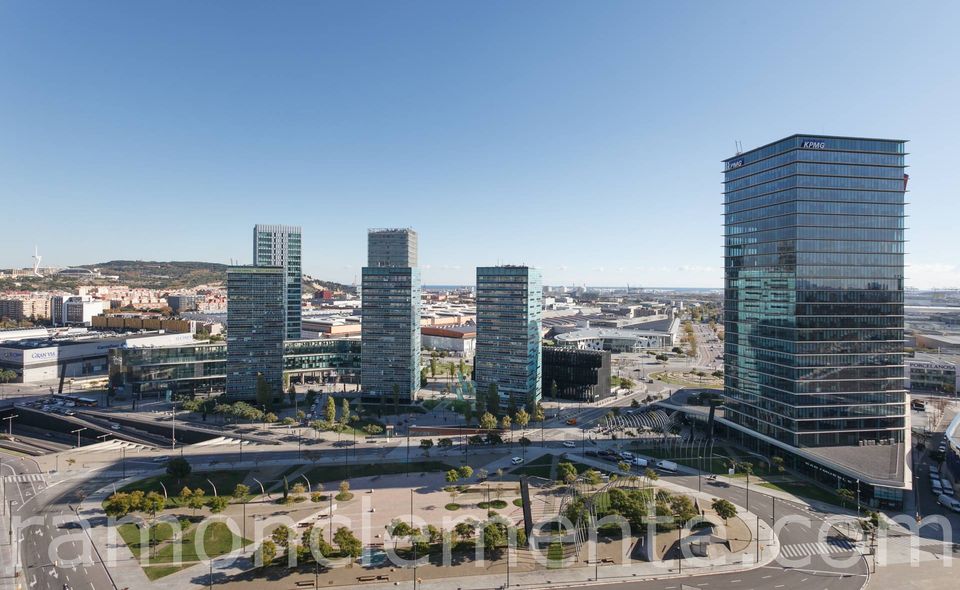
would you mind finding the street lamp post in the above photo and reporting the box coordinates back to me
[301,473,312,494]
[171,401,178,450]
[697,456,702,492]
[756,514,761,562]
[3,414,18,436]
[675,515,683,574]
[856,479,861,518]
[71,427,87,448]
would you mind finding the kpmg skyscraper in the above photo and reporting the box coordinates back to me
[723,135,909,507]
[253,224,302,340]
[475,266,543,409]
[225,265,285,399]
[361,229,421,402]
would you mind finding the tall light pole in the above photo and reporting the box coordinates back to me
[301,473,312,494]
[171,401,178,450]
[3,414,17,436]
[697,456,702,492]
[71,427,87,448]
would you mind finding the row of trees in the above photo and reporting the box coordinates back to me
[257,524,362,567]
[427,356,469,381]
[386,516,525,556]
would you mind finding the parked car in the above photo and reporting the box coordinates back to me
[938,494,960,513]
[619,451,634,460]
[510,457,524,465]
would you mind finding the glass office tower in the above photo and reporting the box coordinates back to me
[723,135,908,503]
[253,224,302,340]
[475,266,543,409]
[225,265,286,399]
[361,229,421,401]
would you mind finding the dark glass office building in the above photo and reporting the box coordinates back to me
[542,346,611,402]
[110,338,361,398]
[723,135,908,502]
[361,229,421,402]
[225,265,286,398]
[475,266,543,409]
[254,224,302,340]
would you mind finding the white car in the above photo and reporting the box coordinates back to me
[562,441,576,448]
[110,424,121,431]
[511,457,524,465]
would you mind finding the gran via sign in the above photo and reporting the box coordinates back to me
[802,140,826,149]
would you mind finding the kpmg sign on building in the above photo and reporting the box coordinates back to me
[801,139,826,149]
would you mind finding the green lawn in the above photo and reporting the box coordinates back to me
[118,519,251,580]
[759,481,846,507]
[302,460,453,484]
[143,564,190,581]
[151,521,250,563]
[117,521,184,558]
[509,455,553,478]
[630,447,772,477]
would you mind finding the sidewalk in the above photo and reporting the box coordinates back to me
[75,450,780,590]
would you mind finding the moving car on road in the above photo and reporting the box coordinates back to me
[656,460,678,472]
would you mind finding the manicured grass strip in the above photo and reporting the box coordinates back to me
[758,481,844,507]
[143,564,190,581]
[301,460,453,484]
[117,519,191,558]
[151,521,251,563]
[508,454,553,478]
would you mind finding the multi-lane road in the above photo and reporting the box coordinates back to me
[1,454,116,590]
[3,424,956,590]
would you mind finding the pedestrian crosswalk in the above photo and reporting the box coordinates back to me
[779,539,857,558]
[2,473,44,483]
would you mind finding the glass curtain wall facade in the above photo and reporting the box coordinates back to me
[361,229,421,401]
[542,346,611,402]
[475,266,543,409]
[723,134,907,449]
[253,224,302,340]
[109,339,361,398]
[226,266,285,399]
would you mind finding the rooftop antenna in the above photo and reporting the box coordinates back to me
[32,245,42,277]
[734,140,743,155]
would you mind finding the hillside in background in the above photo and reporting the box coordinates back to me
[1,261,353,292]
[79,260,228,289]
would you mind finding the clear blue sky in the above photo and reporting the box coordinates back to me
[2,1,958,288]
